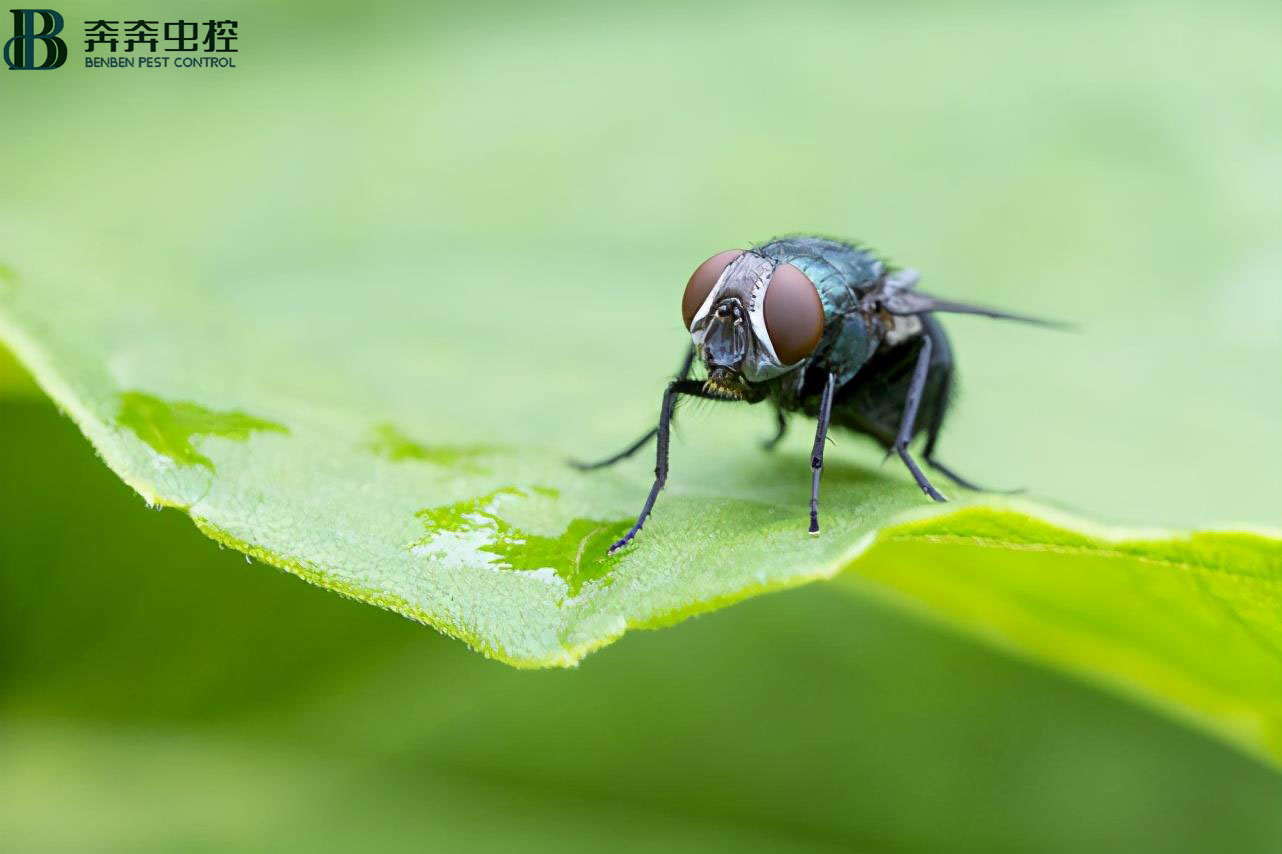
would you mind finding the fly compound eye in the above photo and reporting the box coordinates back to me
[682,249,744,329]
[763,263,823,365]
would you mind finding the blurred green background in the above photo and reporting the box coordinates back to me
[2,0,1279,850]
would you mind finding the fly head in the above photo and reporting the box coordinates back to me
[681,248,825,399]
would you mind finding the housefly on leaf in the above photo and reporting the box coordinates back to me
[575,235,1066,554]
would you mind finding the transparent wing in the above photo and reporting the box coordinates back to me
[873,270,1071,329]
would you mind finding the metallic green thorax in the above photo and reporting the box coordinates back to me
[752,235,886,388]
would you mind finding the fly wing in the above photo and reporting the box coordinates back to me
[873,271,1071,329]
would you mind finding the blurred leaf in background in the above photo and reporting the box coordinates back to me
[0,343,37,398]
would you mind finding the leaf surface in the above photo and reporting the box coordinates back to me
[1,0,1280,768]
[1,244,1279,766]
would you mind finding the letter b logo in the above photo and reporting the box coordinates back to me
[4,9,67,70]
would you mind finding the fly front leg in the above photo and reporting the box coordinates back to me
[571,427,657,471]
[895,336,946,502]
[609,379,720,554]
[572,347,695,471]
[808,372,836,534]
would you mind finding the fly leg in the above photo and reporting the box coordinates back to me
[609,379,720,554]
[572,347,694,471]
[921,366,1016,493]
[919,365,980,490]
[809,372,836,533]
[762,408,788,451]
[924,447,1023,494]
[924,456,985,491]
[895,336,946,502]
[571,428,656,471]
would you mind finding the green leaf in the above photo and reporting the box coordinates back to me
[1,240,1279,767]
[0,340,38,399]
[116,391,289,470]
[843,511,1282,765]
[6,400,1281,852]
[2,0,1279,773]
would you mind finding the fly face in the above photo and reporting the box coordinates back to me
[681,250,824,399]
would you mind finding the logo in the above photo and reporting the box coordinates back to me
[4,8,67,69]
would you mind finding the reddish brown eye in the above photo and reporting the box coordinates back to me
[682,249,743,329]
[763,263,823,364]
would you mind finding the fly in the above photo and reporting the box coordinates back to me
[575,235,1065,554]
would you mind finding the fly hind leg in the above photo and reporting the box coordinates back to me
[921,360,1017,493]
[895,336,946,502]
